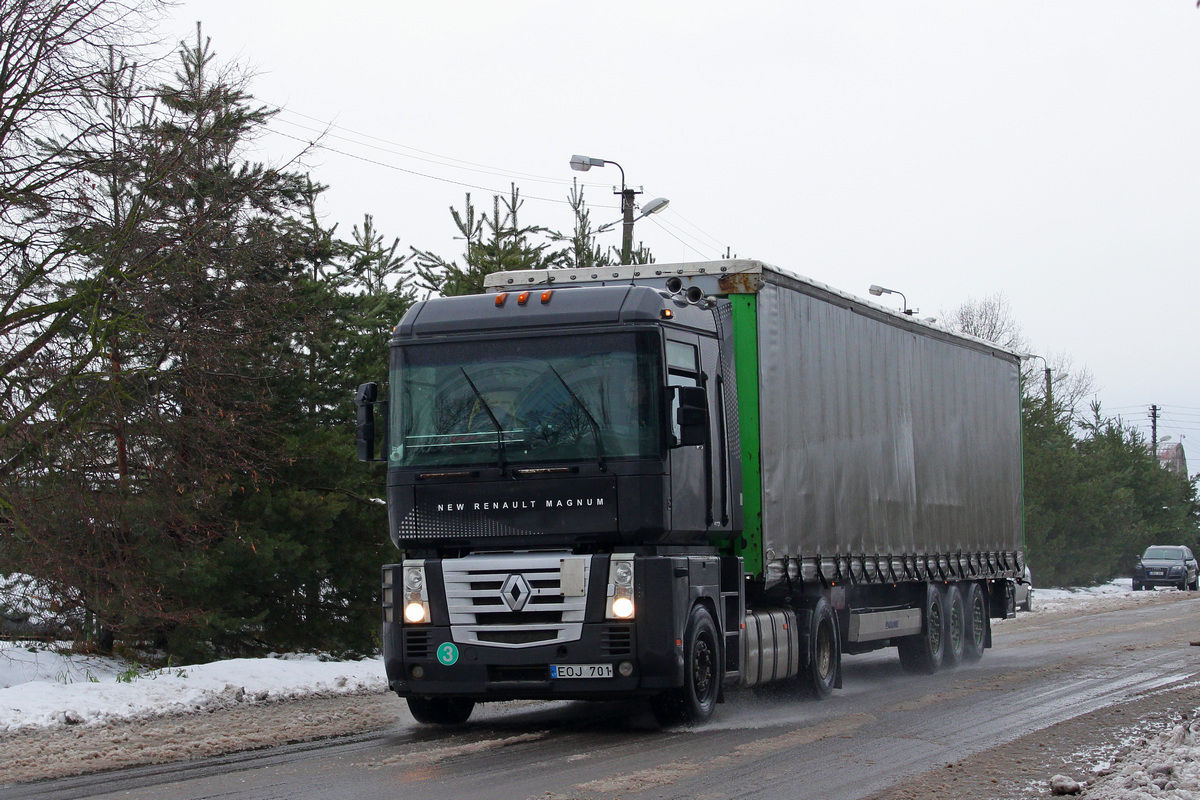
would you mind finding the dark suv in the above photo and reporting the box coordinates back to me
[1133,546,1199,591]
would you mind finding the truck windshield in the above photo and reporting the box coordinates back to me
[389,332,662,468]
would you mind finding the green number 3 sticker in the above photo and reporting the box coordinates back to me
[437,642,459,666]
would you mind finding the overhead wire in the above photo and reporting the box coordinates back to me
[259,100,734,257]
[270,129,578,206]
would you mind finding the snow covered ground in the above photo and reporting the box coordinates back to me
[0,647,385,733]
[2,578,1198,797]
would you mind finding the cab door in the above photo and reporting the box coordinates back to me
[666,336,708,537]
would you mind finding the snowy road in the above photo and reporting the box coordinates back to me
[4,587,1200,799]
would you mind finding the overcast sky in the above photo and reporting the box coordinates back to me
[162,1,1200,450]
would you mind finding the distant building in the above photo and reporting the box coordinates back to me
[1155,440,1188,476]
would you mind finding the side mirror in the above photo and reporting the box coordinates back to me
[672,386,708,447]
[355,382,379,461]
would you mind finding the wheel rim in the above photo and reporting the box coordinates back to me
[929,601,942,653]
[815,621,834,681]
[693,635,715,702]
[948,599,964,653]
[971,595,987,648]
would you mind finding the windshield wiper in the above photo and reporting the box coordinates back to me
[547,364,606,471]
[459,367,507,471]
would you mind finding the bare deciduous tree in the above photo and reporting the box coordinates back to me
[0,0,165,475]
[942,292,1095,415]
[941,291,1028,352]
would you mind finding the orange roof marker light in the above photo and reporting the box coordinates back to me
[517,291,531,306]
[540,290,553,304]
[494,293,508,307]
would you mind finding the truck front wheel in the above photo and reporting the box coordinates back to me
[898,583,945,674]
[651,605,720,727]
[406,696,475,725]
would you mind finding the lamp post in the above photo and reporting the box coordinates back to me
[1023,354,1053,408]
[570,155,668,264]
[868,284,913,316]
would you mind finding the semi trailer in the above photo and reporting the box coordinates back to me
[355,260,1024,726]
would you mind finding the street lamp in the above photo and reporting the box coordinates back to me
[868,284,913,316]
[1024,354,1053,408]
[570,154,668,264]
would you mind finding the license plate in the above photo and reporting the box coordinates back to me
[1149,570,1165,576]
[551,663,613,679]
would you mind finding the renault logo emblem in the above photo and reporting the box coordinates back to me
[500,574,532,612]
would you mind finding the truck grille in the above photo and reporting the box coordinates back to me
[442,553,590,649]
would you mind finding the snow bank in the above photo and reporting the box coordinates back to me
[1084,707,1200,799]
[0,644,385,733]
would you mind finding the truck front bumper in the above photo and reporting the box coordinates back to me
[383,620,681,701]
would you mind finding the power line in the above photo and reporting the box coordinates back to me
[270,110,590,190]
[271,129,578,206]
[647,214,722,260]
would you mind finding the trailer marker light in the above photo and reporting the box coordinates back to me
[494,293,508,307]
[518,291,531,305]
[540,290,553,304]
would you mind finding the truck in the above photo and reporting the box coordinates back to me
[355,259,1024,726]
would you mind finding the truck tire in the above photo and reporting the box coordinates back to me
[406,696,475,725]
[801,597,840,699]
[961,582,988,664]
[941,584,966,668]
[897,583,944,675]
[651,605,720,727]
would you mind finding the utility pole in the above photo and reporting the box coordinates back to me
[620,184,638,265]
[570,155,665,266]
[1150,404,1159,447]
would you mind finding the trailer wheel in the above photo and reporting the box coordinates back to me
[406,696,475,725]
[651,605,720,727]
[802,597,840,699]
[898,583,944,674]
[941,584,966,667]
[961,582,988,663]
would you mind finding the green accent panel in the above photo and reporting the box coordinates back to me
[729,295,764,576]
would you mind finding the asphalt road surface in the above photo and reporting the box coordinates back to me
[7,591,1200,800]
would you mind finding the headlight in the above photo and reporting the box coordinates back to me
[404,568,425,591]
[401,560,430,624]
[607,555,636,620]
